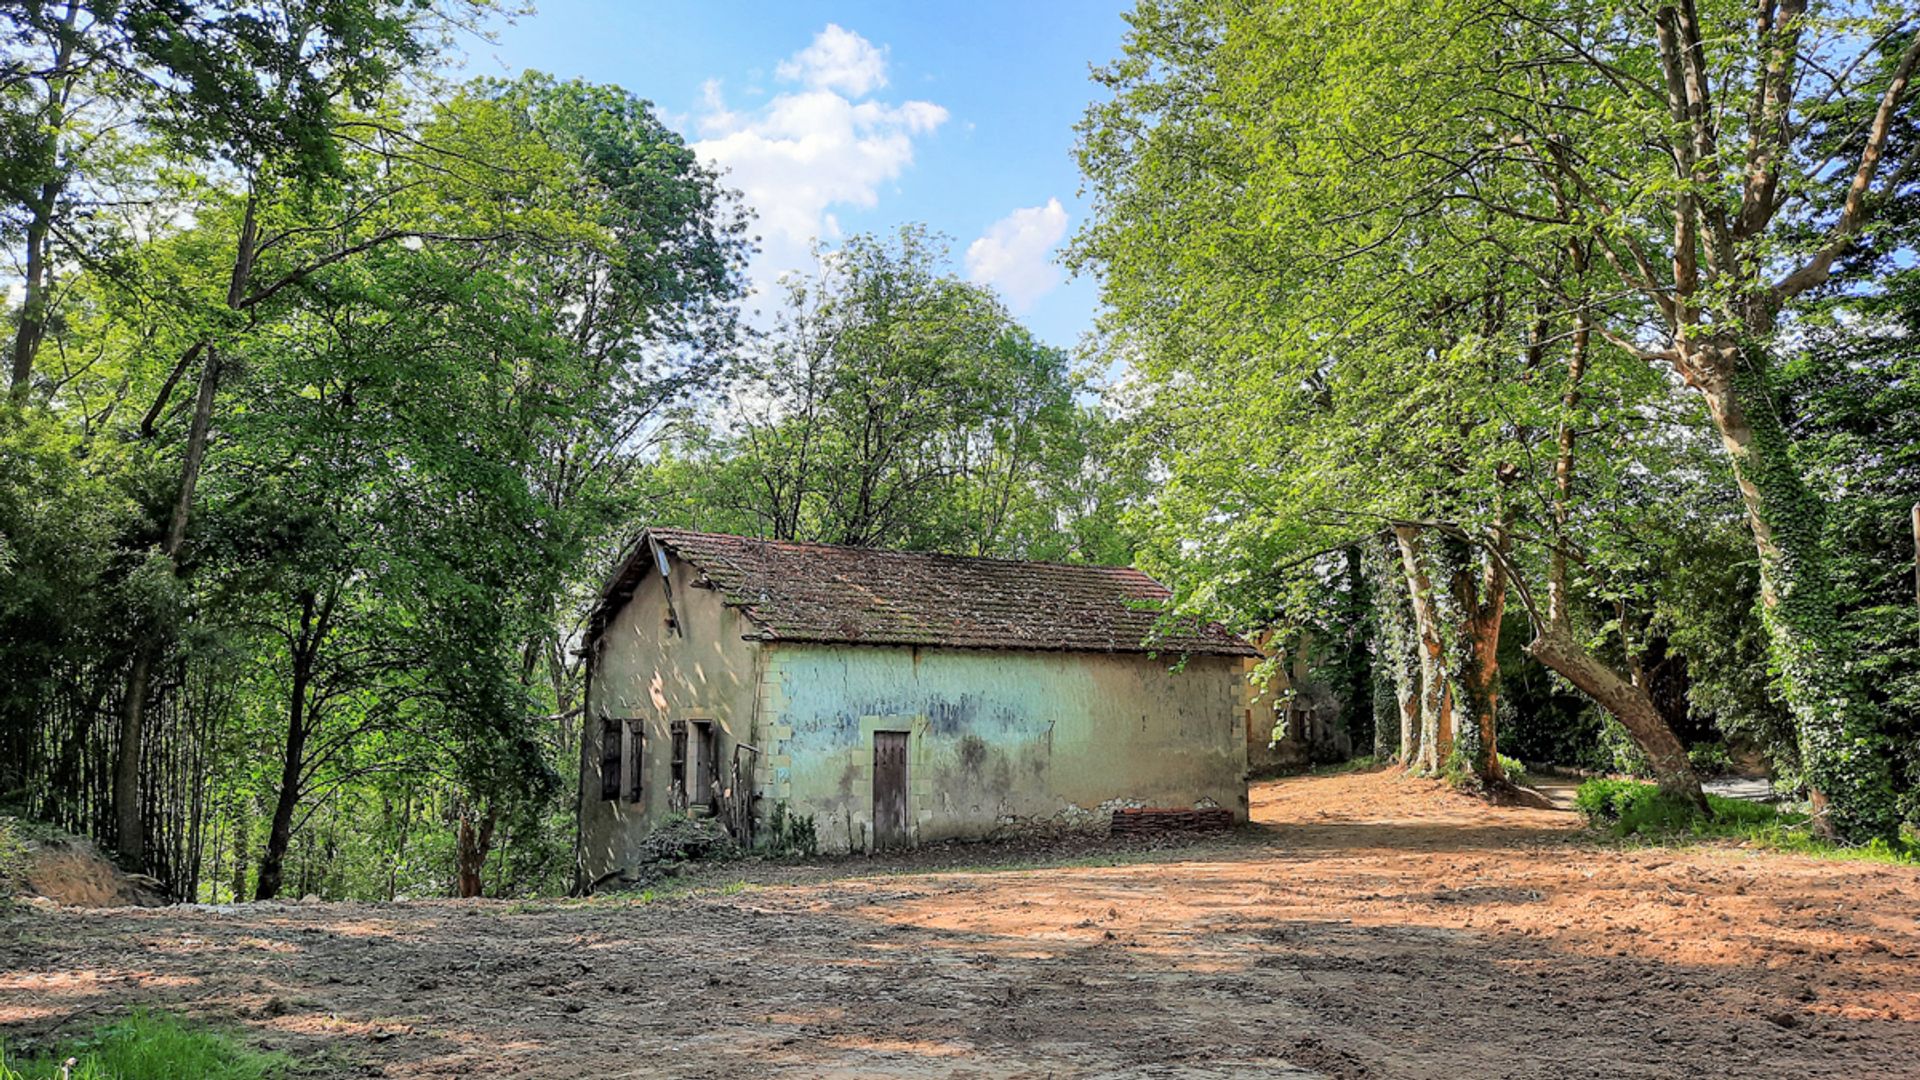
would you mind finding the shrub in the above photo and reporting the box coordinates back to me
[1574,777,1820,842]
[1595,716,1654,778]
[1574,778,1654,826]
[1687,742,1733,777]
[0,819,26,902]
[762,803,818,857]
[1497,753,1525,780]
[0,1011,285,1080]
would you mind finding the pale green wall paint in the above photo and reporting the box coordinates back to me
[763,644,1248,853]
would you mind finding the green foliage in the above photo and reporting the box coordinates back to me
[1595,716,1655,780]
[653,225,1131,563]
[1073,0,1918,837]
[1573,777,1919,863]
[1687,743,1734,778]
[0,33,750,897]
[1575,779,1781,836]
[1308,756,1378,777]
[0,1011,285,1080]
[0,818,25,901]
[762,803,819,858]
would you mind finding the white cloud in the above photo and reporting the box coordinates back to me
[964,199,1069,312]
[774,23,889,97]
[692,26,946,298]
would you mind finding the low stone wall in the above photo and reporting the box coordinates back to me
[1108,807,1235,837]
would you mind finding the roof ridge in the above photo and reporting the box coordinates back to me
[646,527,1155,577]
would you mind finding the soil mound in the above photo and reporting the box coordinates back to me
[10,825,168,908]
[590,815,737,894]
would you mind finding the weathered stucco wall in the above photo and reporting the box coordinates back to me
[577,556,763,884]
[760,645,1249,853]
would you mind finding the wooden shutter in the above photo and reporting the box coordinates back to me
[599,718,622,801]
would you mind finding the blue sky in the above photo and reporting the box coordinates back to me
[473,1,1134,349]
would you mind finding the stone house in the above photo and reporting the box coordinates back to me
[576,529,1256,884]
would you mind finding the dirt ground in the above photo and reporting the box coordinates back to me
[4,770,1918,1079]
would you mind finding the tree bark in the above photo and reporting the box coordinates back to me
[1393,525,1451,773]
[254,655,310,901]
[1439,533,1506,783]
[1370,535,1421,764]
[111,648,153,867]
[1684,339,1895,840]
[1528,628,1707,811]
[455,805,496,899]
[255,584,331,901]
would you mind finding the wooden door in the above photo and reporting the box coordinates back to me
[872,731,910,850]
[693,721,717,810]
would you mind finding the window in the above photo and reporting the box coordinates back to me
[599,718,622,801]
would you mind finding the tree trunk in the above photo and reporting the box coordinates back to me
[8,193,56,400]
[112,345,222,867]
[1393,526,1451,773]
[1528,628,1707,811]
[1437,533,1506,784]
[455,805,496,899]
[114,189,255,866]
[1536,307,1705,810]
[230,803,251,903]
[1369,535,1421,764]
[256,585,326,901]
[112,648,154,867]
[1687,339,1894,841]
[254,671,308,901]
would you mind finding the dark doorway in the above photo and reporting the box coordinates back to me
[872,731,910,850]
[692,720,717,812]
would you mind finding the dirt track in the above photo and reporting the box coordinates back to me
[4,770,1918,1079]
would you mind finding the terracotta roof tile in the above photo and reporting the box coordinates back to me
[592,528,1255,657]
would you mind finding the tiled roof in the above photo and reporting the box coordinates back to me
[591,528,1256,657]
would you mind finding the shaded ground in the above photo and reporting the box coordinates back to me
[4,770,1917,1078]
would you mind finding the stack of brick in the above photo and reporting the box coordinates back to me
[1108,807,1234,837]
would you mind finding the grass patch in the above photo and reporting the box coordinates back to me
[1309,755,1379,776]
[0,1011,286,1080]
[1573,778,1920,864]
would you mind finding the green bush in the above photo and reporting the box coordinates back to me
[1497,753,1525,780]
[762,803,818,857]
[0,819,26,902]
[1687,742,1734,777]
[0,1012,284,1080]
[1574,777,1785,837]
[1595,716,1654,778]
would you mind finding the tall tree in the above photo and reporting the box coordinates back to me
[660,226,1115,562]
[1070,0,1744,803]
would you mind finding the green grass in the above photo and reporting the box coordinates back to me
[0,1012,286,1080]
[1308,755,1379,776]
[1573,778,1920,865]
